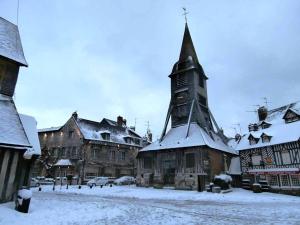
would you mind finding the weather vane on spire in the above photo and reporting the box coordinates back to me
[182,7,189,23]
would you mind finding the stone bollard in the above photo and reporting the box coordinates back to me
[100,185,103,188]
[38,187,42,192]
[78,185,81,189]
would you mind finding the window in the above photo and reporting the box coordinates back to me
[249,138,258,145]
[281,151,291,165]
[290,175,300,186]
[262,135,271,143]
[185,153,195,168]
[251,154,261,166]
[72,147,78,157]
[61,147,66,157]
[121,152,125,161]
[268,175,279,187]
[280,175,290,187]
[111,151,115,161]
[101,133,110,140]
[92,148,101,160]
[134,138,140,145]
[68,131,74,138]
[284,111,299,123]
[144,157,152,169]
[261,123,271,129]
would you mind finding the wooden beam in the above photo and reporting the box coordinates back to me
[5,151,19,199]
[159,99,173,142]
[0,151,10,200]
[185,99,195,138]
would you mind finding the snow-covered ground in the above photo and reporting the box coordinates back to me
[0,185,300,225]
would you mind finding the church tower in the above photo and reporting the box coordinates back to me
[160,23,223,140]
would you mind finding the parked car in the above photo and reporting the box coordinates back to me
[108,177,116,184]
[35,177,54,185]
[113,176,135,185]
[30,178,39,187]
[87,177,109,187]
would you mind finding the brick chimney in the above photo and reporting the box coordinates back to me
[117,116,123,126]
[72,111,78,120]
[258,106,268,121]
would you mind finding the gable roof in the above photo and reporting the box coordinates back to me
[140,123,236,154]
[75,117,142,146]
[233,102,300,151]
[38,126,62,133]
[0,94,30,148]
[0,17,27,66]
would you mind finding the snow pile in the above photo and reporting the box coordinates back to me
[17,189,32,205]
[18,189,32,199]
[214,174,232,183]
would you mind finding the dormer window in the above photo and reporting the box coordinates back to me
[283,109,300,123]
[124,136,133,144]
[248,134,259,145]
[260,121,271,129]
[101,132,110,141]
[261,133,272,143]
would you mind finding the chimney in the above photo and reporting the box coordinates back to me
[117,116,123,126]
[130,126,135,131]
[123,119,127,126]
[258,106,268,121]
[235,134,241,142]
[72,111,78,120]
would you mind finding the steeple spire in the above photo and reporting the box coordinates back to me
[179,23,199,63]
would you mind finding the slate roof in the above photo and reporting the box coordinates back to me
[0,94,30,148]
[140,123,237,154]
[231,102,300,151]
[38,126,62,133]
[75,118,142,146]
[0,17,27,66]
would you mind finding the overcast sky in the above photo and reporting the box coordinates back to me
[1,0,300,139]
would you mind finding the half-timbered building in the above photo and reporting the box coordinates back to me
[35,113,146,183]
[136,23,237,191]
[0,17,41,203]
[230,103,300,195]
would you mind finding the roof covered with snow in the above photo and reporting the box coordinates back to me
[0,17,27,66]
[0,94,30,148]
[20,114,41,158]
[140,123,236,154]
[75,118,143,147]
[38,126,62,133]
[54,159,73,167]
[228,157,241,175]
[233,102,300,151]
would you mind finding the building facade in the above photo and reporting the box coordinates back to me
[230,103,300,195]
[35,113,146,182]
[136,23,237,191]
[0,17,40,203]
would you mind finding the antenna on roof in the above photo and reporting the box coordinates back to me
[182,7,189,23]
[16,0,20,26]
[262,97,271,108]
[233,123,242,134]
